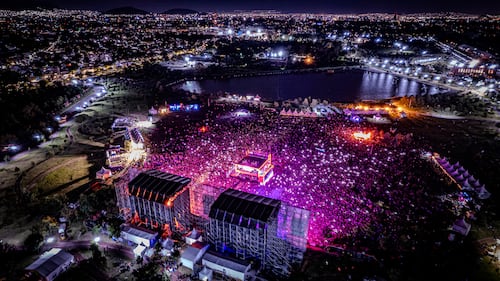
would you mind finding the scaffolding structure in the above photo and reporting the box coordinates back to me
[189,183,225,228]
[206,189,309,277]
[115,169,191,233]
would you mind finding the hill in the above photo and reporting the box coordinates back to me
[104,6,149,15]
[162,8,198,15]
[0,0,58,10]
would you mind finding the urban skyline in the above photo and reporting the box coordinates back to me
[0,4,499,281]
[2,0,500,14]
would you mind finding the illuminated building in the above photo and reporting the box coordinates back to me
[105,145,126,168]
[452,66,496,78]
[124,127,144,151]
[232,152,274,185]
[115,170,191,233]
[206,189,309,277]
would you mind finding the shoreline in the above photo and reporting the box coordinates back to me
[172,65,460,102]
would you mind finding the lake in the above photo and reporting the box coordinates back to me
[176,70,444,102]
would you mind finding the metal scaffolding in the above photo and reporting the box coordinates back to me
[115,169,192,232]
[206,189,309,277]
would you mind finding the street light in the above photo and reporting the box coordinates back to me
[94,237,101,243]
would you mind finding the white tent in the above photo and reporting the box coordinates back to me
[199,266,213,281]
[452,217,471,236]
[96,167,112,180]
[477,185,491,200]
[133,245,147,257]
[472,179,481,187]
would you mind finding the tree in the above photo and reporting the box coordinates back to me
[90,243,106,268]
[107,217,124,238]
[24,230,43,253]
[132,261,163,281]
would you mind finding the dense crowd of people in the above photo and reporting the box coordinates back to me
[140,102,452,257]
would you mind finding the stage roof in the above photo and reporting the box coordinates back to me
[209,189,281,229]
[128,170,191,203]
[237,154,267,168]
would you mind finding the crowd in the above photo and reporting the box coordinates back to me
[140,102,451,257]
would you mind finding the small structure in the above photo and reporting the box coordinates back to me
[148,106,158,116]
[180,242,210,270]
[185,228,203,245]
[232,152,274,185]
[232,109,251,118]
[133,244,147,257]
[477,185,491,200]
[24,248,74,281]
[198,266,213,281]
[111,118,133,132]
[202,250,252,281]
[124,128,144,151]
[161,238,175,251]
[452,217,471,236]
[96,167,112,181]
[106,145,126,168]
[121,224,158,248]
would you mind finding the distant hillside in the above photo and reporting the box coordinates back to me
[162,8,198,15]
[0,0,58,11]
[104,6,149,15]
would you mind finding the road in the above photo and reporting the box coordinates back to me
[43,239,135,260]
[363,65,500,120]
[62,84,108,115]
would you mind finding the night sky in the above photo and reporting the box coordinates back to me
[7,0,500,14]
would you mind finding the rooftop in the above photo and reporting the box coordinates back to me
[237,154,268,168]
[128,170,191,203]
[203,250,251,273]
[122,224,158,240]
[25,248,73,278]
[209,189,281,229]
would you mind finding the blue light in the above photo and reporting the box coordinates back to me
[350,115,362,123]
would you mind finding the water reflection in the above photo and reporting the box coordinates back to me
[177,70,444,102]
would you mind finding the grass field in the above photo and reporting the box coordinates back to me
[21,155,91,195]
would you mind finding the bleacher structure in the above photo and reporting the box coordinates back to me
[116,170,309,277]
[206,189,309,276]
[115,169,191,233]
